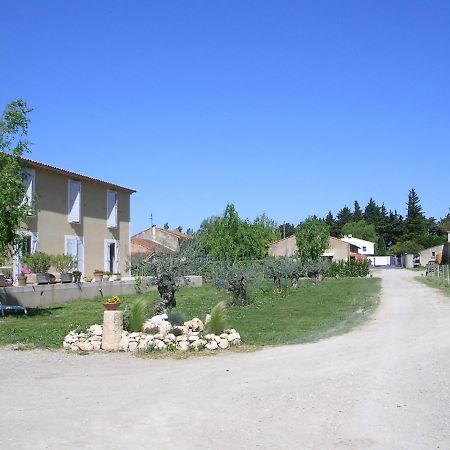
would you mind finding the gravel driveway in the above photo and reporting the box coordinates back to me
[1,269,449,449]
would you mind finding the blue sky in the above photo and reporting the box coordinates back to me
[2,1,449,233]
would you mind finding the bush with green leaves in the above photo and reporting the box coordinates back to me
[263,257,286,291]
[212,262,255,306]
[285,258,305,288]
[52,254,78,273]
[22,252,52,273]
[206,301,227,335]
[328,259,370,277]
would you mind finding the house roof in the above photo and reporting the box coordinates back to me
[131,226,191,240]
[131,238,173,254]
[21,156,136,194]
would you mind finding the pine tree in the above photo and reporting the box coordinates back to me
[405,188,426,237]
[353,201,363,222]
[325,211,339,237]
[336,206,353,235]
[364,198,381,225]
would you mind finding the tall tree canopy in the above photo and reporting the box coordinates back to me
[295,217,329,261]
[0,99,33,258]
[195,204,279,260]
[341,220,378,243]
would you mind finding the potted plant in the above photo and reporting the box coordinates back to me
[113,272,121,281]
[73,270,82,283]
[22,252,52,284]
[17,267,31,286]
[103,295,121,311]
[103,271,111,281]
[93,269,104,282]
[52,254,78,283]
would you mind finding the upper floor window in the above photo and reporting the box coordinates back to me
[362,246,367,252]
[68,180,81,223]
[107,189,118,228]
[22,168,35,214]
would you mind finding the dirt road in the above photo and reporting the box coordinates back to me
[1,269,449,449]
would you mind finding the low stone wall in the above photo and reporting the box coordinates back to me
[0,276,202,308]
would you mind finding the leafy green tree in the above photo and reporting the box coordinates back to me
[389,240,423,256]
[196,204,278,260]
[364,198,382,226]
[0,99,33,258]
[341,220,378,243]
[295,217,329,261]
[439,211,450,234]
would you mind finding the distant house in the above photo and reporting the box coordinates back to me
[341,235,375,256]
[268,235,361,261]
[419,232,450,265]
[13,157,135,279]
[131,226,191,258]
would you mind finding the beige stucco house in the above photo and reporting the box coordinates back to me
[268,235,359,261]
[14,158,135,279]
[419,232,450,265]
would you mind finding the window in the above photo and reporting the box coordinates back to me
[22,168,35,214]
[104,239,120,273]
[68,180,81,223]
[107,190,118,228]
[431,251,436,257]
[65,235,84,272]
[362,246,367,252]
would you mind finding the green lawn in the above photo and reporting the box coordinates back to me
[0,277,381,349]
[416,276,450,298]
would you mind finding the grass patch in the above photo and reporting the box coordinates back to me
[416,276,450,298]
[0,277,380,350]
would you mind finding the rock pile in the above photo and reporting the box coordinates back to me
[63,315,241,353]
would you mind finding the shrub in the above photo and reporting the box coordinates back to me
[285,258,305,288]
[124,298,149,332]
[52,254,78,273]
[206,301,226,335]
[167,310,186,326]
[263,257,285,291]
[22,252,52,273]
[328,259,370,277]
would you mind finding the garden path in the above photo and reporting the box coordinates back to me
[1,269,449,449]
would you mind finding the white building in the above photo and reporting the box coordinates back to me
[341,235,375,256]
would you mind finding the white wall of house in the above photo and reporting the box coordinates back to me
[341,235,375,255]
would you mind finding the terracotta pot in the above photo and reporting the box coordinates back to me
[103,302,121,311]
[17,275,27,287]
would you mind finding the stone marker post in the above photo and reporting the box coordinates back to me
[102,310,123,351]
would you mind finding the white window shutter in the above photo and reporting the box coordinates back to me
[105,240,111,272]
[31,233,39,254]
[77,238,84,272]
[22,169,35,212]
[107,190,117,228]
[68,180,81,223]
[115,240,120,273]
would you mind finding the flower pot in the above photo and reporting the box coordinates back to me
[94,273,103,282]
[73,273,82,283]
[36,273,52,285]
[17,275,27,287]
[60,272,73,283]
[102,274,110,282]
[114,274,121,281]
[103,302,121,311]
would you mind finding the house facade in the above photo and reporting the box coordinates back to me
[14,158,135,279]
[341,235,375,256]
[419,232,450,265]
[268,235,359,261]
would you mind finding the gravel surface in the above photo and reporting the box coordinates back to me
[1,269,449,449]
